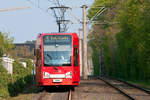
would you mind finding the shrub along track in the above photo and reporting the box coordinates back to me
[99,77,150,100]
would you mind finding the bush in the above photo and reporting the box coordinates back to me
[0,61,11,98]
[0,59,33,98]
[0,87,9,98]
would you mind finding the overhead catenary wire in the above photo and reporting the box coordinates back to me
[66,10,82,23]
[26,0,59,20]
[26,0,47,13]
[88,7,105,22]
[88,7,107,23]
[48,0,71,32]
[0,7,31,12]
[54,0,62,18]
[66,5,105,9]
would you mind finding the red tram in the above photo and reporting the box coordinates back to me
[35,33,80,87]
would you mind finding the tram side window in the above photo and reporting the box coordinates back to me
[36,49,41,67]
[74,48,79,66]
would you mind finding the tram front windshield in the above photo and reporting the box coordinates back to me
[43,35,72,66]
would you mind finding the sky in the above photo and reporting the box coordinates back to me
[0,0,94,43]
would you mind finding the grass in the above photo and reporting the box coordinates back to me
[111,76,150,90]
[127,80,150,90]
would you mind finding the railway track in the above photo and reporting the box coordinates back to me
[68,90,73,100]
[33,88,73,100]
[99,77,150,100]
[32,79,150,100]
[116,78,150,94]
[37,90,47,100]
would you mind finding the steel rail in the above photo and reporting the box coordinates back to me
[99,77,135,100]
[116,79,150,94]
[37,90,47,100]
[68,89,73,100]
[105,76,150,95]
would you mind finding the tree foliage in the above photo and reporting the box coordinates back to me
[0,61,10,98]
[0,59,33,98]
[0,32,33,98]
[88,0,150,81]
[0,32,14,57]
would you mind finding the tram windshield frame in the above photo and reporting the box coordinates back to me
[43,35,72,67]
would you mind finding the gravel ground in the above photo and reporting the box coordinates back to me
[72,80,128,100]
[43,92,68,100]
[11,79,149,100]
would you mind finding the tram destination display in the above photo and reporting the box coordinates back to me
[43,35,71,44]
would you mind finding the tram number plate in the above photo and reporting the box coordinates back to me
[53,79,62,83]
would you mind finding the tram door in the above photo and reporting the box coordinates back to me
[73,47,80,82]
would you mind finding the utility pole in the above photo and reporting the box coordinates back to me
[79,28,83,77]
[82,5,88,80]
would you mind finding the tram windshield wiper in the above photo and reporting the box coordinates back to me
[47,54,52,59]
[54,66,58,70]
[62,63,71,66]
[44,64,52,66]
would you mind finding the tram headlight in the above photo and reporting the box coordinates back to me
[43,72,50,78]
[65,72,72,78]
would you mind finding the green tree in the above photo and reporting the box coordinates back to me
[0,32,14,57]
[88,0,150,82]
[88,0,119,76]
[116,0,150,80]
